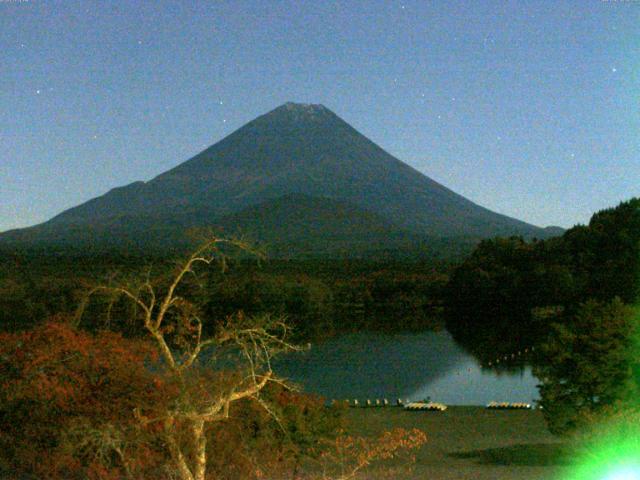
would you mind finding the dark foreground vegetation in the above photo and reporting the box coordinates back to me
[0,197,638,478]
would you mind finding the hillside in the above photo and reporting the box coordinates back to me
[0,103,561,257]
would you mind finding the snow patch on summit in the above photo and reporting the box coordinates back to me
[281,102,329,118]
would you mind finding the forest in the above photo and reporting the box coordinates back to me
[0,253,450,338]
[446,198,640,435]
[1,198,638,478]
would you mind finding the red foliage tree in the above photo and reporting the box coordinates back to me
[0,319,169,479]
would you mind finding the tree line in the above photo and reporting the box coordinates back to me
[0,256,449,339]
[445,197,640,435]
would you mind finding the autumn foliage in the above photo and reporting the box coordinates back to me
[309,428,427,480]
[0,238,428,479]
[0,319,166,479]
[0,320,340,479]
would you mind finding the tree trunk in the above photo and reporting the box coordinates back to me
[165,419,195,480]
[193,419,207,480]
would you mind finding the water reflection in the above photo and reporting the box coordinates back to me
[273,331,539,405]
[409,358,539,405]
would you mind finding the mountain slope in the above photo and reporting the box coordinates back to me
[214,194,432,257]
[0,102,561,256]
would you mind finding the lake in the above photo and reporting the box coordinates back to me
[273,331,540,406]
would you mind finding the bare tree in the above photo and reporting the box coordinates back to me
[76,237,300,480]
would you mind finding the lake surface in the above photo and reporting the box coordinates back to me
[273,331,539,405]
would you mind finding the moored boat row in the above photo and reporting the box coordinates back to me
[486,401,532,409]
[404,401,447,411]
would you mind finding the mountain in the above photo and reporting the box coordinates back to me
[0,102,562,257]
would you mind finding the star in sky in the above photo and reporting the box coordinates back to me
[483,35,495,47]
[2,0,638,233]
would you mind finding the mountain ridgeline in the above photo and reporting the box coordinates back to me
[1,103,562,257]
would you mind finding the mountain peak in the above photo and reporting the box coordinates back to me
[281,101,328,112]
[268,102,333,121]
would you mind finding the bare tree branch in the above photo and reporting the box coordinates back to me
[75,236,297,480]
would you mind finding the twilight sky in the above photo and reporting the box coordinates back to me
[1,0,638,233]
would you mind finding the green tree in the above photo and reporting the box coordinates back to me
[581,198,640,303]
[533,298,639,435]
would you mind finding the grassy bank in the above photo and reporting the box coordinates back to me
[342,406,572,479]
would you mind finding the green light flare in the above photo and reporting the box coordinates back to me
[602,467,640,480]
[564,433,640,480]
